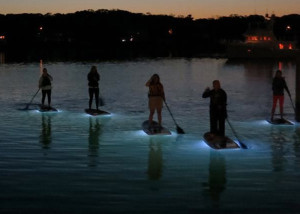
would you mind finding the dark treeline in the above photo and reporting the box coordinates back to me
[0,9,299,61]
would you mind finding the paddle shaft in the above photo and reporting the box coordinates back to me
[226,118,247,149]
[288,94,296,113]
[25,88,40,109]
[163,100,185,134]
[163,100,178,125]
[283,83,295,114]
[24,60,43,109]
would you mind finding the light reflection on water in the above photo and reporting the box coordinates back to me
[0,58,299,213]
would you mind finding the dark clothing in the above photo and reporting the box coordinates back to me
[41,76,51,87]
[89,88,99,110]
[39,74,52,106]
[202,88,227,136]
[39,75,52,89]
[88,72,100,88]
[42,89,51,106]
[87,71,100,109]
[272,77,290,96]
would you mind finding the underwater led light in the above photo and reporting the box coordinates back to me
[82,113,113,118]
[134,130,176,137]
[251,120,270,126]
[135,130,148,137]
[198,140,210,149]
[32,109,62,113]
[199,139,245,151]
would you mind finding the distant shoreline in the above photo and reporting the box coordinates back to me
[0,10,299,62]
[0,8,298,20]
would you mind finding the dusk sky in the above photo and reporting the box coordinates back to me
[0,0,299,19]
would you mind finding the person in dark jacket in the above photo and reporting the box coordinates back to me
[271,70,291,121]
[202,80,227,137]
[87,66,100,110]
[39,68,53,108]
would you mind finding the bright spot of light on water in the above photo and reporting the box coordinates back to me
[135,130,148,137]
[82,113,113,118]
[39,109,63,113]
[254,120,270,126]
[133,130,176,137]
[198,140,210,149]
[252,119,297,126]
[195,140,247,151]
[32,109,63,114]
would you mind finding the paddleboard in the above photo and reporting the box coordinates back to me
[267,118,293,125]
[38,105,58,112]
[203,132,240,150]
[85,109,110,116]
[142,120,171,135]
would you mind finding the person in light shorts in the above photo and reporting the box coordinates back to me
[146,74,165,127]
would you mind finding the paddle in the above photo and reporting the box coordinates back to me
[288,93,296,114]
[226,118,247,149]
[163,100,185,134]
[23,88,40,110]
[22,60,44,110]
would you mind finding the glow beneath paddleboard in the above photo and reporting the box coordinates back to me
[135,130,148,137]
[199,140,210,149]
[134,130,176,137]
[45,109,62,113]
[33,109,63,113]
[82,113,113,118]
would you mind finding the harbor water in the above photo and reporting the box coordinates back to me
[0,58,299,213]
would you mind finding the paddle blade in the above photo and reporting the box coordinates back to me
[21,104,30,110]
[238,141,248,149]
[176,125,185,134]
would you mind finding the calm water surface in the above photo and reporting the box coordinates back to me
[0,58,300,214]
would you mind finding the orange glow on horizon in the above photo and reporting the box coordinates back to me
[0,0,299,19]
